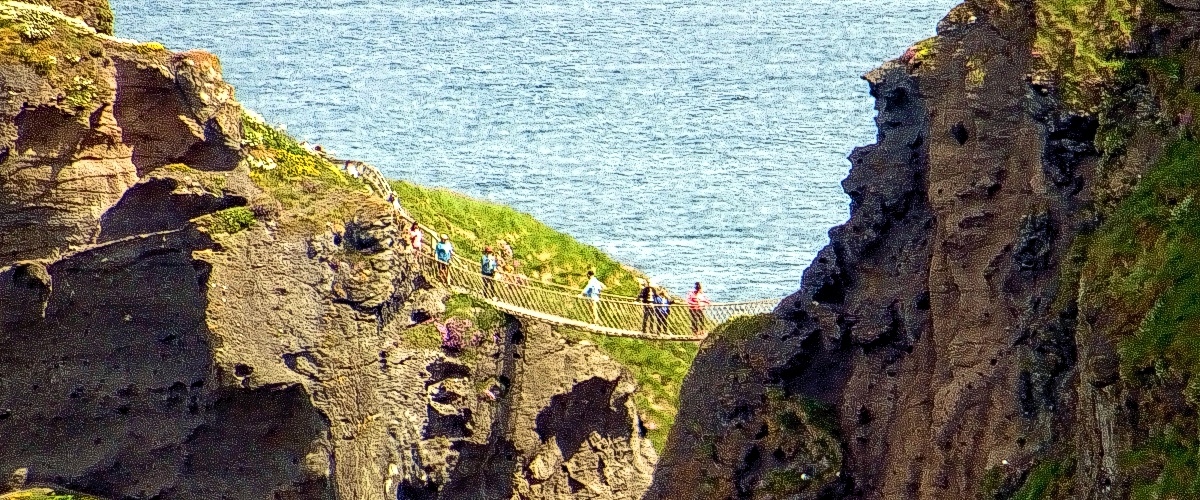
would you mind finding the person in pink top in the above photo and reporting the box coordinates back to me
[686,282,711,336]
[409,222,423,252]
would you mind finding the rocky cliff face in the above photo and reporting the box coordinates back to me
[0,2,655,499]
[652,0,1200,498]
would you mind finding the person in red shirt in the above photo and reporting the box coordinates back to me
[686,282,711,337]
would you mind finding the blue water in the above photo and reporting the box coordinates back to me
[113,0,956,301]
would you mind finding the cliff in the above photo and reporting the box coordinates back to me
[651,0,1200,498]
[0,2,656,498]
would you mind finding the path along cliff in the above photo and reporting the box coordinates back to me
[650,0,1200,498]
[0,1,658,498]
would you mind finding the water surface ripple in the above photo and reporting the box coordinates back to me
[115,0,957,301]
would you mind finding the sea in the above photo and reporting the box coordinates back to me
[114,0,959,302]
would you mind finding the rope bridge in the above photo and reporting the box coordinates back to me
[413,252,779,341]
[326,155,782,341]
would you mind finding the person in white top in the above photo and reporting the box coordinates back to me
[579,270,606,324]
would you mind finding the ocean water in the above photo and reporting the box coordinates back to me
[114,0,957,301]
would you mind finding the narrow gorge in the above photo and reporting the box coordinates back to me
[7,0,1200,499]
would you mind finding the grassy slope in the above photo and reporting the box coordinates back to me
[242,113,373,235]
[1018,1,1200,495]
[558,326,698,452]
[391,180,643,296]
[1083,139,1200,499]
[393,181,696,452]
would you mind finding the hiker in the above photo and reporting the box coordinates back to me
[580,270,605,324]
[435,234,453,284]
[409,222,423,252]
[653,288,670,335]
[345,161,359,178]
[481,247,499,299]
[638,279,655,333]
[686,282,712,336]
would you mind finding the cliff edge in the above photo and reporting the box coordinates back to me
[0,2,656,498]
[652,0,1200,498]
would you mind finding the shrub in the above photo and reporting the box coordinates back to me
[208,207,255,234]
[64,75,96,110]
[16,11,56,41]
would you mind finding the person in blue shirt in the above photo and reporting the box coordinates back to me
[652,289,671,335]
[580,270,605,324]
[480,246,498,298]
[435,234,453,284]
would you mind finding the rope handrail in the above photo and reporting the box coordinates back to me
[414,251,779,340]
[325,155,782,340]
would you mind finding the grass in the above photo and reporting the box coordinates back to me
[557,326,698,452]
[1033,0,1142,110]
[0,3,110,107]
[242,112,371,235]
[401,294,507,362]
[1122,427,1200,499]
[0,488,102,500]
[392,181,643,296]
[402,323,442,350]
[205,207,255,235]
[1010,459,1073,500]
[712,313,778,344]
[1081,139,1200,495]
[1084,139,1200,378]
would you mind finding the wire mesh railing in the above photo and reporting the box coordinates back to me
[414,252,778,341]
[326,155,783,340]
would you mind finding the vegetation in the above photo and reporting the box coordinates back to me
[1010,459,1073,500]
[242,112,370,235]
[62,74,96,110]
[0,488,101,500]
[1081,139,1200,495]
[0,2,109,103]
[1085,140,1200,378]
[206,207,256,235]
[1122,427,1200,499]
[1033,0,1143,110]
[557,326,698,452]
[391,180,643,295]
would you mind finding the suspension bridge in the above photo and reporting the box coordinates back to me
[330,156,782,341]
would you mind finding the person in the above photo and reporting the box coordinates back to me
[481,247,499,299]
[638,279,655,334]
[346,161,359,178]
[686,282,711,337]
[580,270,605,324]
[653,288,671,335]
[435,234,453,284]
[409,222,424,252]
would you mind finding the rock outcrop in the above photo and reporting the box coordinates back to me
[0,2,655,498]
[653,0,1200,498]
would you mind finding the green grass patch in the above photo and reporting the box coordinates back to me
[392,180,643,295]
[206,207,255,235]
[1011,458,1073,500]
[242,112,370,235]
[1033,0,1142,109]
[402,323,442,350]
[1122,428,1200,499]
[711,313,778,343]
[0,4,109,104]
[1085,139,1200,377]
[444,293,505,334]
[1083,139,1200,497]
[557,326,698,452]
